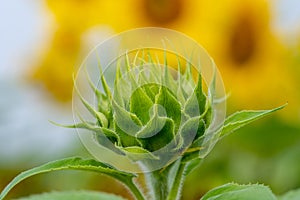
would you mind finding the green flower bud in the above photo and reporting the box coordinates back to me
[74,51,215,167]
[72,28,227,172]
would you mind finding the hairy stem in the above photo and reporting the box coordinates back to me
[127,179,146,200]
[167,158,201,200]
[145,169,169,200]
[143,157,201,200]
[166,162,187,200]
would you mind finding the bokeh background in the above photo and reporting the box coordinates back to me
[1,0,300,199]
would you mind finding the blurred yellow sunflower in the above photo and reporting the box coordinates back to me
[29,0,203,102]
[31,0,300,123]
[193,0,300,123]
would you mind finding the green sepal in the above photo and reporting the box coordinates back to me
[96,57,112,99]
[74,80,108,128]
[175,117,205,151]
[162,52,177,95]
[155,86,181,131]
[183,75,206,118]
[130,86,154,124]
[119,146,159,161]
[139,117,175,152]
[194,74,207,114]
[141,83,160,103]
[84,66,104,107]
[175,55,186,106]
[136,104,169,138]
[114,124,142,148]
[220,104,286,138]
[180,61,195,97]
[112,99,142,136]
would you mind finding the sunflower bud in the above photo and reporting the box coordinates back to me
[71,28,228,172]
[60,28,283,174]
[73,48,218,169]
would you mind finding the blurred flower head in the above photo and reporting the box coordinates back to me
[31,0,300,123]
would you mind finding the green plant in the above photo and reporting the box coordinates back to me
[0,28,293,199]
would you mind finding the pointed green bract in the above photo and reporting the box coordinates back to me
[84,67,103,104]
[120,146,159,161]
[74,79,108,127]
[176,117,204,150]
[194,74,207,114]
[220,105,286,138]
[130,87,154,124]
[136,105,169,138]
[141,84,160,102]
[96,55,112,99]
[112,99,142,135]
[155,86,181,131]
[139,117,175,152]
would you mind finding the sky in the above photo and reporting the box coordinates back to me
[0,0,75,166]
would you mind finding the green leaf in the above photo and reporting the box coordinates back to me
[0,157,139,200]
[125,51,132,72]
[74,122,124,155]
[139,117,175,152]
[74,80,108,127]
[113,76,129,108]
[194,74,206,114]
[136,104,168,138]
[183,61,194,86]
[278,189,300,200]
[87,125,120,143]
[83,65,112,121]
[163,54,177,94]
[84,66,104,105]
[180,61,195,97]
[148,63,162,83]
[201,183,277,200]
[97,93,112,122]
[120,146,159,161]
[96,56,112,99]
[112,99,142,136]
[176,117,205,151]
[16,191,125,200]
[184,93,200,118]
[184,75,206,118]
[130,86,154,124]
[220,105,286,138]
[175,56,186,106]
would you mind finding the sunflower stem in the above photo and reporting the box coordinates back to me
[145,169,169,200]
[126,179,146,200]
[143,158,189,200]
[166,162,187,200]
